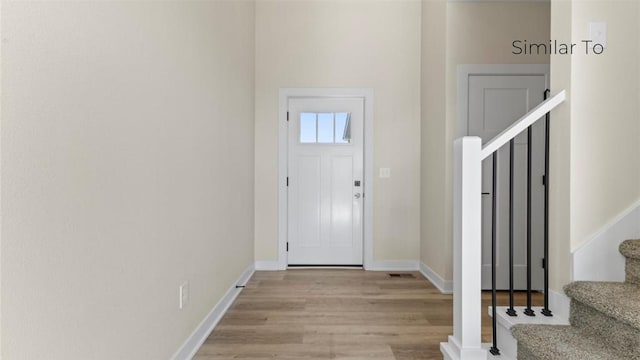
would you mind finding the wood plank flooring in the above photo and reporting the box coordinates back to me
[194,269,542,360]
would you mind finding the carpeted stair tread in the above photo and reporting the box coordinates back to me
[512,324,625,360]
[564,281,640,329]
[620,239,640,259]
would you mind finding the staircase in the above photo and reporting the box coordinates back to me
[512,239,640,359]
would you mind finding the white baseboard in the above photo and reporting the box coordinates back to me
[254,260,282,271]
[366,260,419,271]
[572,199,640,282]
[419,262,453,294]
[171,263,255,360]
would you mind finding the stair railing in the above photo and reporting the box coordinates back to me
[441,90,566,360]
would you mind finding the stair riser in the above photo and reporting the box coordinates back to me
[570,300,640,358]
[626,258,640,285]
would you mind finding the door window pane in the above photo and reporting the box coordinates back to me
[317,113,334,143]
[300,113,317,143]
[335,112,351,143]
[299,111,351,144]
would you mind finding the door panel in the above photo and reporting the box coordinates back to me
[482,89,529,133]
[288,98,364,265]
[330,156,354,247]
[296,155,321,247]
[468,74,546,290]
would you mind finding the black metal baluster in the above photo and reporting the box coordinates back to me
[524,126,535,317]
[506,140,517,317]
[542,89,553,317]
[490,152,501,356]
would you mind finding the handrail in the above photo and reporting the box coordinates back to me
[444,89,567,359]
[480,90,566,160]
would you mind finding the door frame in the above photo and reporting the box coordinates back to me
[457,64,550,138]
[457,64,550,290]
[278,88,374,270]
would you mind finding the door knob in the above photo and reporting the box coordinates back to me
[354,193,361,199]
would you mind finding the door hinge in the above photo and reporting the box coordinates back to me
[286,242,289,252]
[542,175,546,186]
[286,111,289,121]
[542,258,546,269]
[286,177,289,186]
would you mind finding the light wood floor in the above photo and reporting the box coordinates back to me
[194,269,542,360]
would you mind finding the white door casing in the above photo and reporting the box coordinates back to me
[460,65,549,291]
[287,98,364,265]
[278,88,374,271]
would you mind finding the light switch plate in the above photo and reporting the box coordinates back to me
[379,168,391,178]
[589,22,607,48]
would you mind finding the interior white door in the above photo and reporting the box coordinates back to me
[287,97,364,265]
[468,74,546,290]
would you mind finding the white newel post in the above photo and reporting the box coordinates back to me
[441,137,486,360]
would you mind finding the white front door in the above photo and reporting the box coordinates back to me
[287,97,364,265]
[468,74,546,290]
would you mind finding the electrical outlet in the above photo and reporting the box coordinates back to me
[179,281,189,310]
[379,168,391,178]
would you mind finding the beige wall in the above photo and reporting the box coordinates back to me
[569,1,640,248]
[549,0,574,292]
[1,2,255,359]
[548,0,640,290]
[420,1,551,280]
[0,0,3,356]
[420,0,449,279]
[254,0,422,263]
